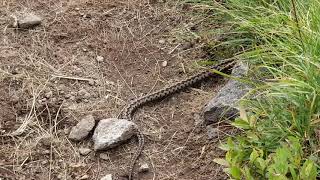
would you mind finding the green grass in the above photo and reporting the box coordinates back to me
[186,0,320,179]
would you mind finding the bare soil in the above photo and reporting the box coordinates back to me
[0,1,233,179]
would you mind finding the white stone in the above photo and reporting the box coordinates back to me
[96,55,104,62]
[161,61,168,67]
[100,174,112,180]
[138,163,150,173]
[158,39,165,44]
[92,118,136,150]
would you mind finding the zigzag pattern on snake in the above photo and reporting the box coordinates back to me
[120,60,235,180]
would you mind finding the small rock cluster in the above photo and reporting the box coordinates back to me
[68,115,137,150]
[68,115,148,179]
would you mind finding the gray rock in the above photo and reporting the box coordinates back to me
[100,174,112,180]
[68,115,95,141]
[202,62,251,125]
[93,118,136,151]
[17,13,42,29]
[138,163,150,173]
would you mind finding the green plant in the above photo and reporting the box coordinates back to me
[205,0,320,179]
[215,113,317,179]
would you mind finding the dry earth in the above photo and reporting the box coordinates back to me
[0,0,233,179]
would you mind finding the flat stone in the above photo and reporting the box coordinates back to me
[68,114,95,141]
[100,174,112,180]
[93,118,136,151]
[202,62,251,125]
[17,13,42,29]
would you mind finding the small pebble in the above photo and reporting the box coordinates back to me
[84,92,91,99]
[69,162,86,168]
[158,39,165,44]
[65,94,71,99]
[59,90,65,95]
[96,55,104,62]
[57,174,64,179]
[79,148,92,156]
[41,160,48,165]
[74,67,82,74]
[78,89,88,96]
[99,153,109,160]
[63,128,70,135]
[75,7,80,11]
[138,163,150,173]
[88,79,95,86]
[43,150,50,155]
[100,174,112,180]
[38,98,47,104]
[161,61,168,67]
[45,91,53,98]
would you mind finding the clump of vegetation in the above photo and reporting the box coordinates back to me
[213,0,320,179]
[188,0,320,179]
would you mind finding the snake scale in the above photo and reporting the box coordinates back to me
[120,59,235,180]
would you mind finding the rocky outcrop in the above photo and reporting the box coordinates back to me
[203,62,251,125]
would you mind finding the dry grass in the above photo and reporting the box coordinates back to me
[0,0,232,179]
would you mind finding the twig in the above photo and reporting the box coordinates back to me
[50,74,94,82]
[168,44,181,54]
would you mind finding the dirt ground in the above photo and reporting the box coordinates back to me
[0,1,233,179]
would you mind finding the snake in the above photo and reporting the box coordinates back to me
[120,59,235,180]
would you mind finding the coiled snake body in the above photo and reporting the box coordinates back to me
[120,60,235,180]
